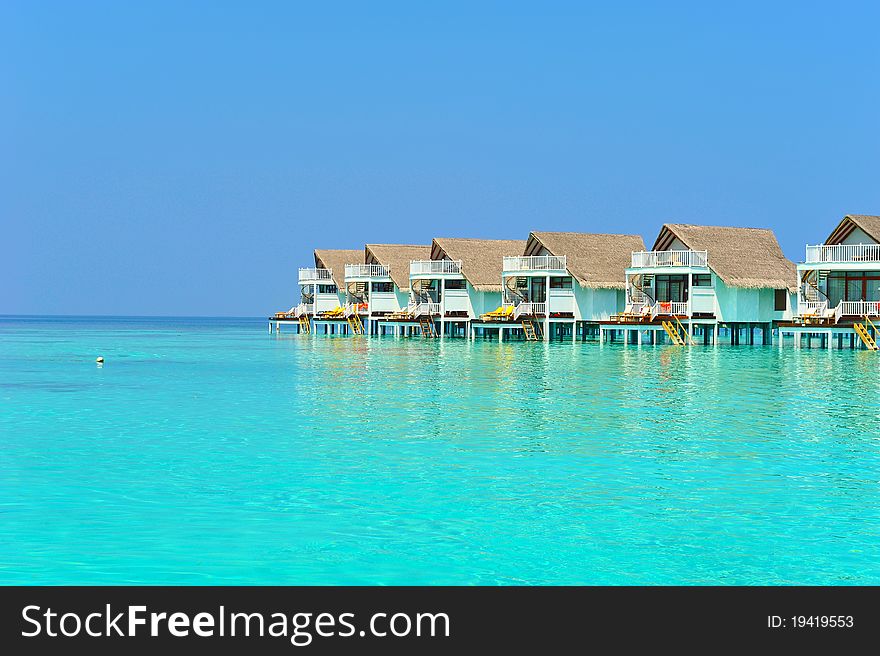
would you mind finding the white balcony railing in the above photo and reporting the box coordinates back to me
[650,301,690,317]
[410,260,463,276]
[805,244,880,264]
[298,268,333,283]
[799,300,880,323]
[293,303,314,317]
[502,255,567,272]
[798,300,829,318]
[344,263,390,278]
[630,250,708,268]
[344,302,368,316]
[835,300,880,320]
[623,300,650,316]
[513,302,547,319]
[413,302,441,317]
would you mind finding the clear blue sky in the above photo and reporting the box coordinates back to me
[3,1,879,316]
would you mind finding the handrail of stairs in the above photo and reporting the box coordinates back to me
[673,315,693,345]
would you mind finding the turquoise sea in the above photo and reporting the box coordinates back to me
[1,316,878,585]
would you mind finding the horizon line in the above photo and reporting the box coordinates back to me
[0,314,265,320]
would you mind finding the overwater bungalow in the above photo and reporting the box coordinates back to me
[484,232,645,341]
[781,214,880,349]
[401,237,526,337]
[281,249,361,334]
[606,224,796,345]
[343,244,431,335]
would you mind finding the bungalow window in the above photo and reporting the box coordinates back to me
[826,271,880,305]
[444,279,467,290]
[654,275,688,303]
[318,284,337,294]
[371,282,393,293]
[692,274,712,287]
[774,289,788,311]
[549,276,573,289]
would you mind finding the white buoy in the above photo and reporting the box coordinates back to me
[96,356,104,364]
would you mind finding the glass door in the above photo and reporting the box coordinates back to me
[655,275,688,302]
[530,278,547,302]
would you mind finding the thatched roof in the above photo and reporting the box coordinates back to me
[525,232,646,289]
[432,238,527,292]
[653,224,796,291]
[365,244,431,289]
[313,249,362,288]
[826,214,880,244]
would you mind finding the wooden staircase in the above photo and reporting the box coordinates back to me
[298,316,311,334]
[419,316,437,338]
[675,315,694,345]
[346,313,364,335]
[854,318,879,351]
[661,320,687,346]
[522,318,542,341]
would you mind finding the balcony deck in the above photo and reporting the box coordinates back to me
[501,255,567,276]
[628,250,709,269]
[298,268,333,284]
[803,243,880,265]
[605,314,693,326]
[344,264,391,280]
[605,301,708,325]
[409,260,463,277]
[793,299,880,326]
